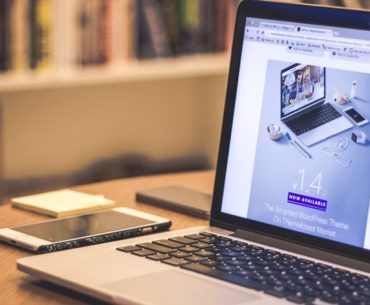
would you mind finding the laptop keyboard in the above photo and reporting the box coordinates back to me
[286,103,342,136]
[117,232,370,305]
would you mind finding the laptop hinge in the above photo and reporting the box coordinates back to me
[233,228,370,273]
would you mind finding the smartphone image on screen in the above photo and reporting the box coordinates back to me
[0,207,171,253]
[343,107,368,126]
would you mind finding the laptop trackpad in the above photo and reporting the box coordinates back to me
[104,270,260,305]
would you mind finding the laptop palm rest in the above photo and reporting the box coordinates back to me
[298,116,353,146]
[104,270,260,305]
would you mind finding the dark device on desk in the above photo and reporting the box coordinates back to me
[136,186,211,219]
[0,207,171,253]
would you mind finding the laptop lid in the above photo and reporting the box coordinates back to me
[211,0,370,264]
[281,63,326,120]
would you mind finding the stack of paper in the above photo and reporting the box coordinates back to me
[11,189,115,217]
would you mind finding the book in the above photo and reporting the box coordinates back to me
[158,0,181,56]
[0,0,13,72]
[36,0,53,72]
[135,0,171,59]
[12,0,29,73]
[0,0,236,74]
[11,189,115,218]
[178,0,201,55]
[53,0,80,72]
[29,0,37,69]
[198,0,214,54]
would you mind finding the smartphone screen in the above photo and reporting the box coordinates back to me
[345,108,366,123]
[12,211,153,242]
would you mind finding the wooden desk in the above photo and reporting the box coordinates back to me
[0,170,214,305]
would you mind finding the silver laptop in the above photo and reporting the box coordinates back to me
[18,1,370,304]
[280,63,353,147]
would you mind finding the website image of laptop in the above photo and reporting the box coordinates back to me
[17,1,370,305]
[280,63,353,147]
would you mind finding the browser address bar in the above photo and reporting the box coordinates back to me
[266,30,370,49]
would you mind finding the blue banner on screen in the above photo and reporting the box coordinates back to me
[287,192,327,211]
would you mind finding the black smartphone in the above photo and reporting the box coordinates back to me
[343,106,368,126]
[136,186,211,219]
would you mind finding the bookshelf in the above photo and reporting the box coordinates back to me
[0,0,236,197]
[0,0,365,197]
[0,54,229,93]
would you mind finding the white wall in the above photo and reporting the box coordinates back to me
[0,74,227,182]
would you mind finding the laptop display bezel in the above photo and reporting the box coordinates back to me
[211,0,370,263]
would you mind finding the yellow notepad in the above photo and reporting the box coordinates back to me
[11,189,115,217]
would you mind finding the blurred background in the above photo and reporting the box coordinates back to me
[0,0,365,200]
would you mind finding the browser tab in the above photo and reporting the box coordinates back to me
[260,22,295,32]
[295,26,333,37]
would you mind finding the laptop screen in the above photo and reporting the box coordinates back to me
[221,16,370,252]
[281,63,325,118]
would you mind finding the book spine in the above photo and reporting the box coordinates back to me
[181,0,201,55]
[29,0,38,70]
[106,0,117,65]
[136,0,171,59]
[110,0,133,65]
[198,0,213,54]
[97,0,107,65]
[0,1,5,71]
[78,0,90,66]
[158,0,180,56]
[62,0,80,71]
[87,0,99,65]
[208,1,219,53]
[53,0,64,72]
[0,0,13,72]
[123,0,135,61]
[12,0,29,73]
[36,0,52,72]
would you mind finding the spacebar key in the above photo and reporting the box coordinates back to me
[181,263,267,291]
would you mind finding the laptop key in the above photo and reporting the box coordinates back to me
[213,254,232,261]
[265,286,290,299]
[192,242,213,249]
[186,255,207,263]
[181,263,268,291]
[179,245,200,253]
[222,250,242,257]
[162,257,190,267]
[199,232,217,237]
[132,249,156,257]
[286,292,314,304]
[137,242,176,254]
[116,245,141,253]
[153,239,183,249]
[147,253,171,261]
[169,236,196,245]
[184,234,204,240]
[195,249,214,257]
[216,264,239,272]
[170,250,192,258]
[200,259,218,267]
[232,269,255,277]
[199,237,215,244]
[225,259,247,266]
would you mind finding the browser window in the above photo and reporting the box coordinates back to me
[221,17,370,250]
